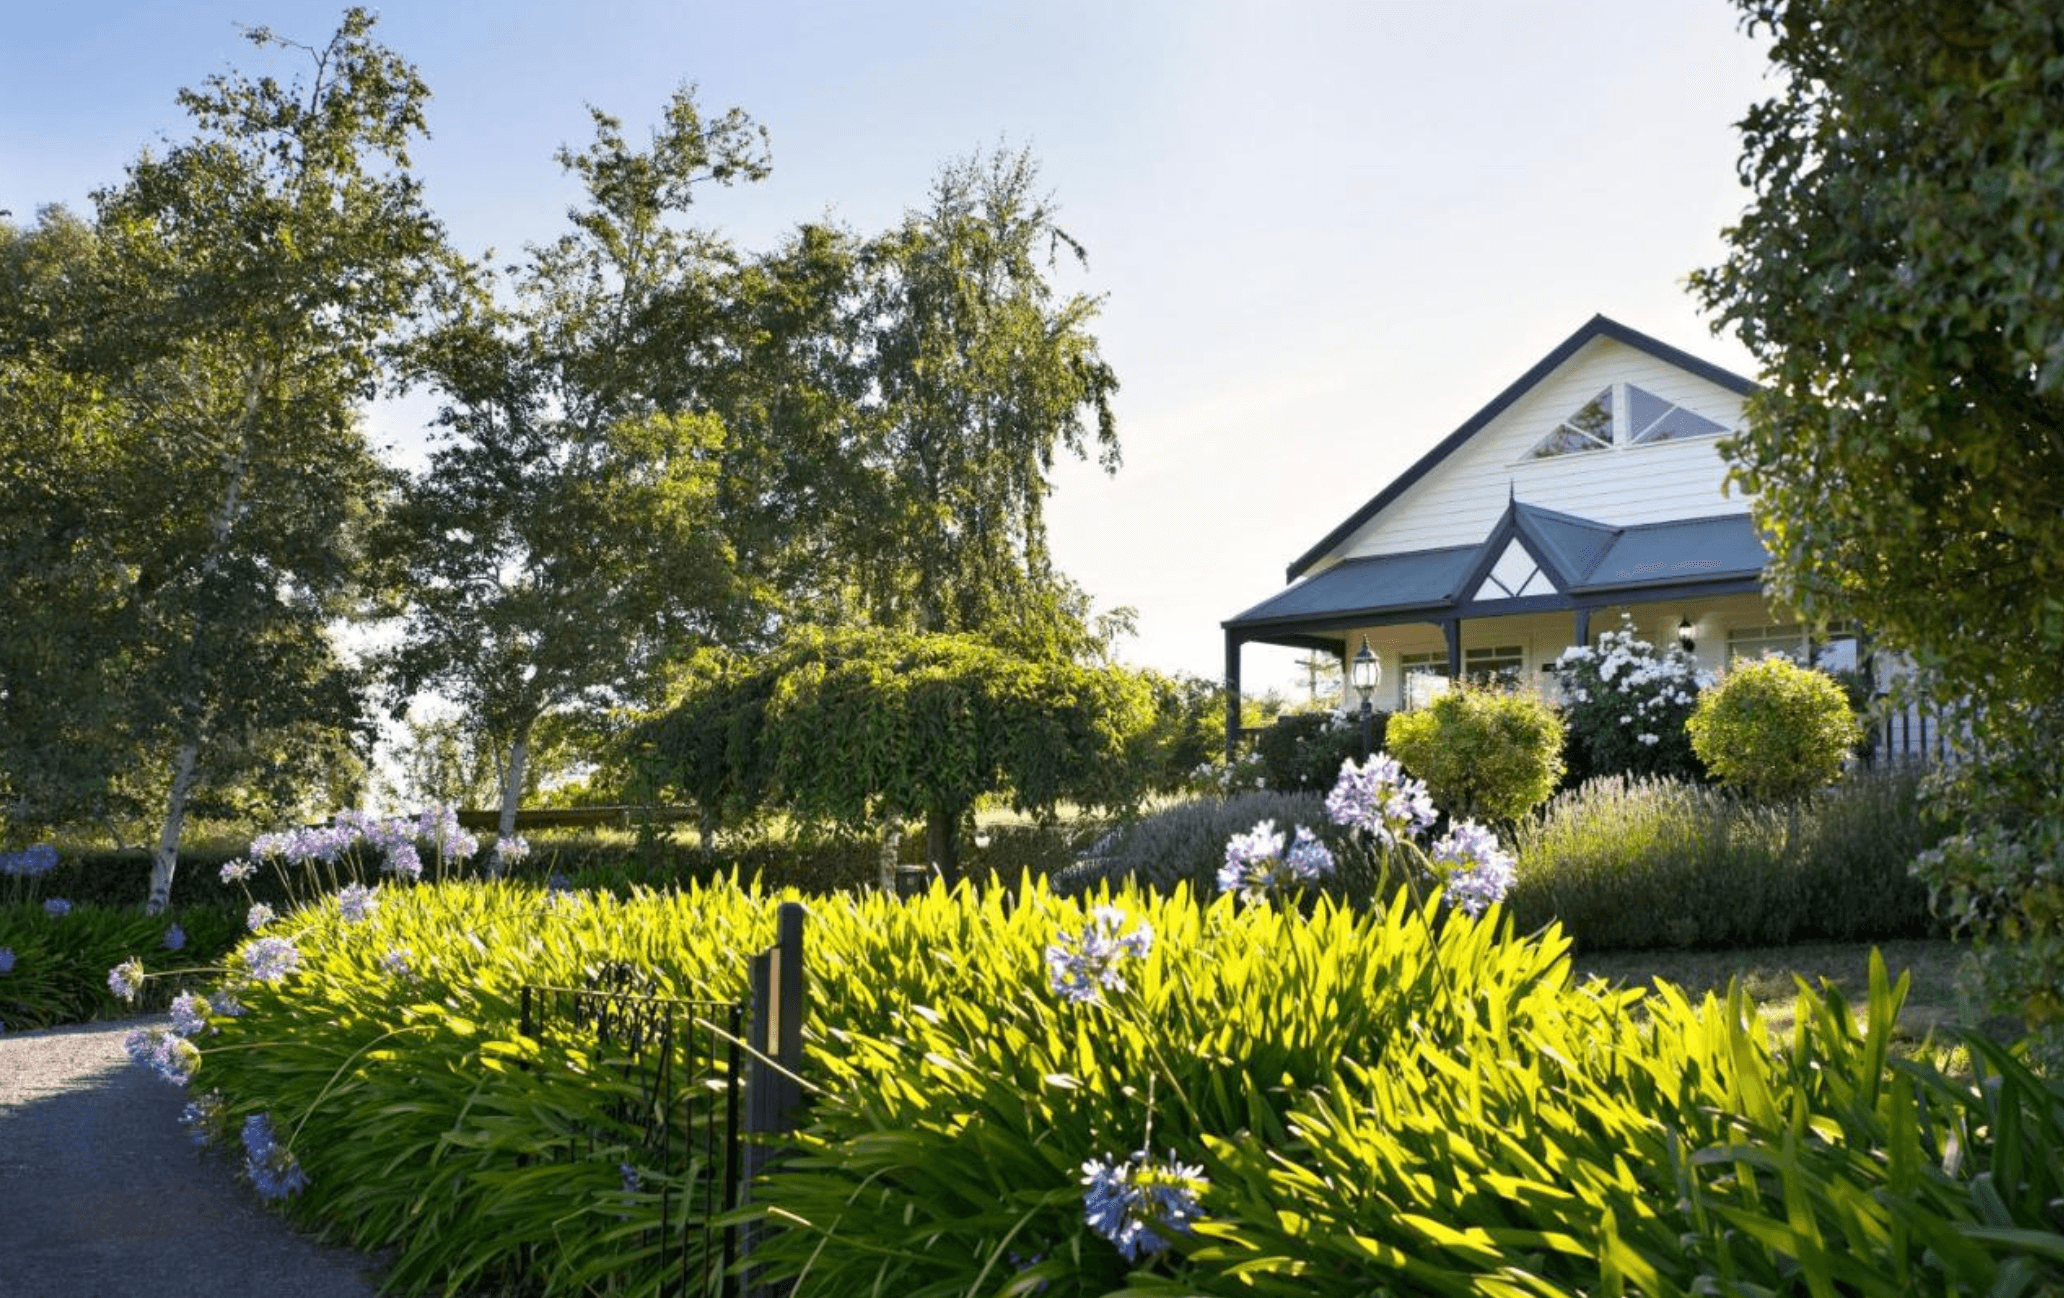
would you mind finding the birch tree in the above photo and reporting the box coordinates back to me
[1,11,449,908]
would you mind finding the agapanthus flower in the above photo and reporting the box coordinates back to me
[43,897,71,917]
[0,947,14,976]
[123,1025,199,1085]
[0,844,58,877]
[379,946,413,979]
[494,834,531,866]
[246,902,276,931]
[1325,754,1437,846]
[220,858,256,884]
[241,1112,309,1200]
[168,991,209,1037]
[1430,819,1517,917]
[208,990,246,1018]
[1217,821,1336,904]
[182,1091,225,1147]
[1081,1148,1209,1263]
[384,842,423,882]
[162,922,186,951]
[243,936,300,983]
[1045,906,1154,1005]
[107,957,145,1003]
[335,882,378,924]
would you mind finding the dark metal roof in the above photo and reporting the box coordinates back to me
[1226,507,1767,633]
[1578,514,1769,591]
[1284,315,1760,582]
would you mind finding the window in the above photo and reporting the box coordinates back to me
[1528,388,1614,459]
[1399,650,1450,710]
[1727,623,1806,665]
[1626,384,1727,445]
[1399,650,1450,678]
[1464,645,1525,686]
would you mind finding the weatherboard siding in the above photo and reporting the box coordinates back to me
[1337,339,1751,565]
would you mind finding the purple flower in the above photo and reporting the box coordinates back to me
[168,991,209,1037]
[1325,754,1437,846]
[182,1091,225,1147]
[220,858,256,884]
[242,936,300,983]
[1081,1148,1209,1262]
[0,844,58,877]
[335,882,378,924]
[108,957,145,1003]
[384,842,423,882]
[162,923,186,951]
[379,946,413,979]
[1045,906,1153,1004]
[1430,819,1517,917]
[1217,821,1336,904]
[123,1025,199,1085]
[0,947,14,976]
[208,990,246,1018]
[494,834,531,866]
[246,902,277,932]
[241,1112,309,1200]
[42,897,71,918]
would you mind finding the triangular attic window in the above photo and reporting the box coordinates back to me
[1472,539,1558,602]
[1528,389,1613,459]
[1627,384,1727,444]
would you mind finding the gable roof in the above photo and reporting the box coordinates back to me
[1227,501,1767,635]
[1285,314,1760,582]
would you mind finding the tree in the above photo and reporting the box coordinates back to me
[631,628,1154,885]
[840,146,1123,654]
[389,88,765,845]
[1692,0,2064,1045]
[1,12,447,907]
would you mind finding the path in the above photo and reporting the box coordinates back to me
[0,1018,386,1298]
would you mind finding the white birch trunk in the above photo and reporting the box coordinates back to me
[494,728,529,875]
[146,741,202,915]
[878,811,901,894]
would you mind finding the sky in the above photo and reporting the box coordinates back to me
[2,0,1774,701]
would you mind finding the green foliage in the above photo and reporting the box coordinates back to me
[1123,671,1229,799]
[1918,814,2064,1062]
[1052,790,1338,901]
[1554,617,1706,784]
[0,902,242,1030]
[1689,656,1864,799]
[1387,685,1565,823]
[1251,709,1371,794]
[633,628,1156,880]
[1694,0,2064,1060]
[1509,773,1942,950]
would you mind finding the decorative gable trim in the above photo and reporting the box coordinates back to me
[1284,315,1759,582]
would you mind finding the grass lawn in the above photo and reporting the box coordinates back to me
[1576,937,1974,1052]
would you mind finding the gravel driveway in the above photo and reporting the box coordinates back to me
[0,1017,387,1298]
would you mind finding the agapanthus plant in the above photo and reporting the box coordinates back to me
[240,1111,309,1201]
[0,843,59,905]
[1295,751,1518,919]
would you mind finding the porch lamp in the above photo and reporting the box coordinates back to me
[1352,636,1382,760]
[1677,616,1696,654]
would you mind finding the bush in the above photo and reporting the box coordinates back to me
[1688,655,1865,798]
[1554,616,1706,784]
[1508,771,1943,950]
[1385,684,1565,823]
[0,901,242,1030]
[1251,709,1375,793]
[1050,790,1338,900]
[140,880,2063,1297]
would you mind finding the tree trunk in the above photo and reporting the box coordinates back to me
[877,812,901,893]
[698,807,717,857]
[494,724,530,875]
[926,803,961,886]
[147,740,202,915]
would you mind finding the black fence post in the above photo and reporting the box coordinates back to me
[742,901,805,1297]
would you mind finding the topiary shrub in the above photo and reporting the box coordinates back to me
[1554,616,1707,784]
[1252,709,1376,793]
[1385,684,1565,823]
[1688,655,1865,799]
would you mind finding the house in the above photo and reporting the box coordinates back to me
[1221,315,1879,757]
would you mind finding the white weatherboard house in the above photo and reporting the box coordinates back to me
[1222,315,1873,752]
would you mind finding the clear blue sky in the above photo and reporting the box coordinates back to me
[2,1,1773,698]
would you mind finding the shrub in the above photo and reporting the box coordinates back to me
[1554,616,1706,784]
[1050,790,1338,900]
[0,902,242,1030]
[1385,684,1565,823]
[1688,655,1865,798]
[1251,709,1375,793]
[1508,771,1942,950]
